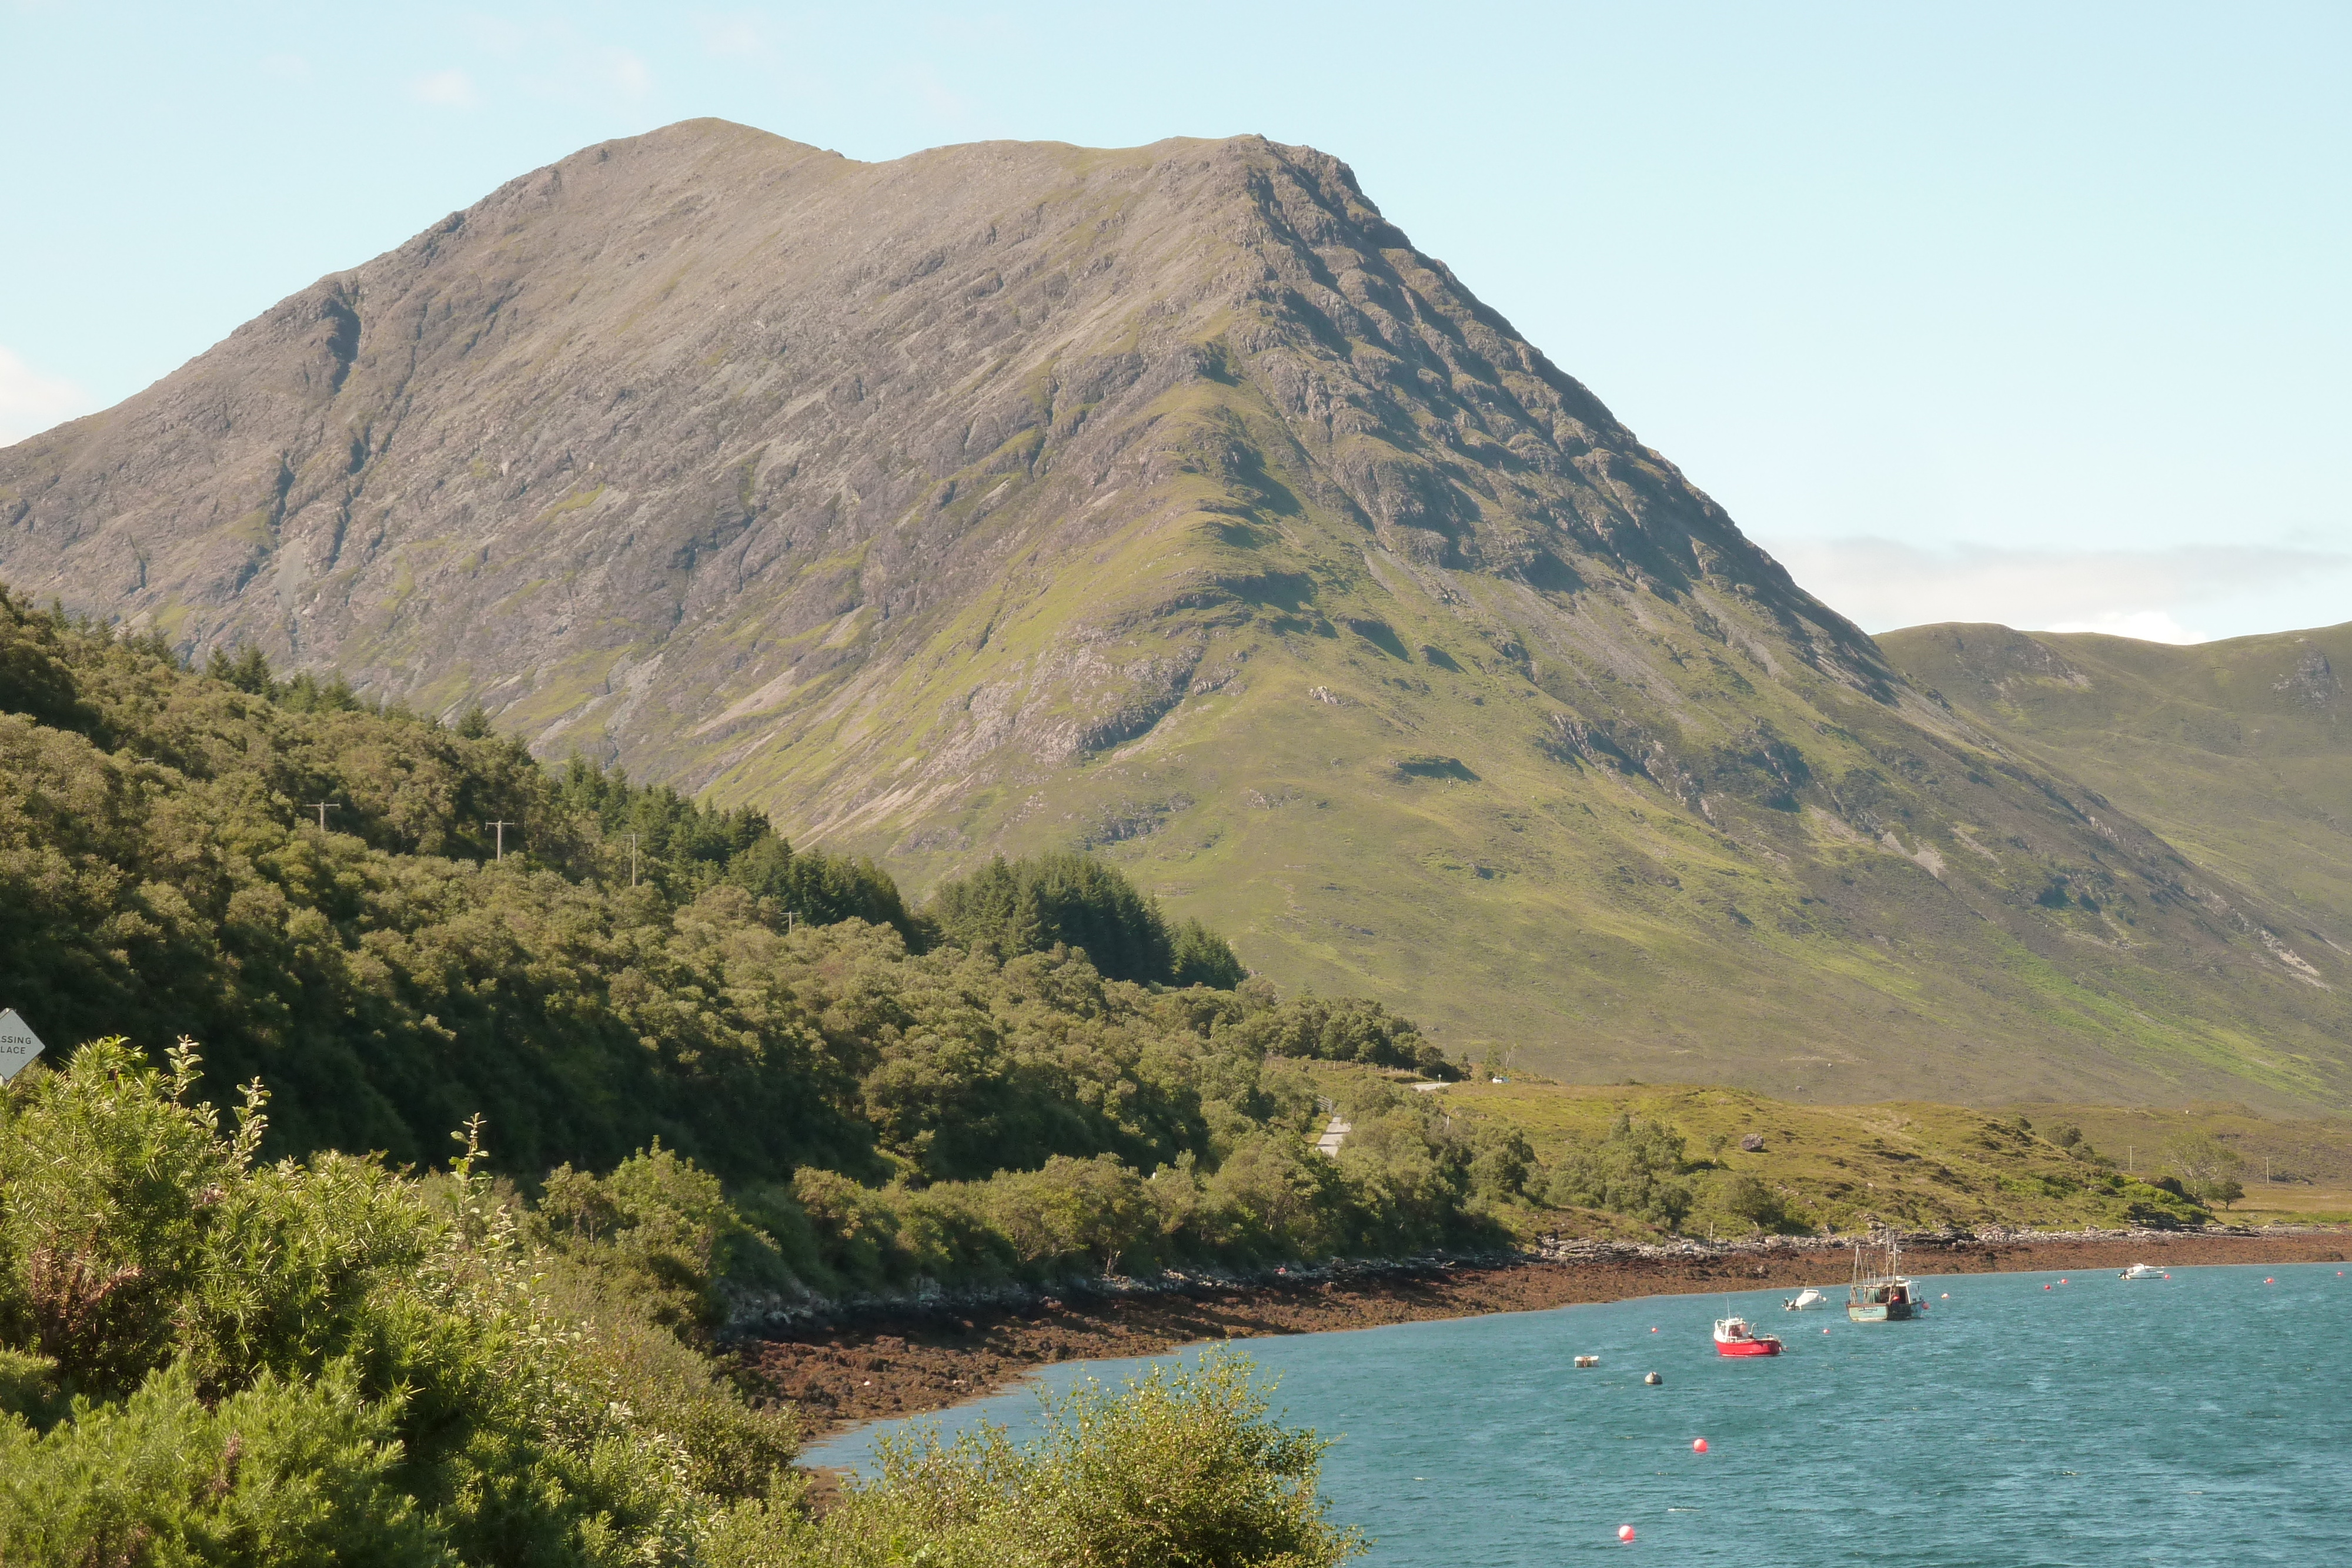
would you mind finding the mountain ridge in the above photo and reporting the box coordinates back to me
[5,119,2348,1110]
[1881,618,2352,940]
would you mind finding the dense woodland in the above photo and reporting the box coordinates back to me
[0,590,1501,1291]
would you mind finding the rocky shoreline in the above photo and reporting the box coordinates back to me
[744,1226,2351,1443]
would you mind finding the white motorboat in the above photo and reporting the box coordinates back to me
[1783,1288,1830,1311]
[2118,1262,2167,1281]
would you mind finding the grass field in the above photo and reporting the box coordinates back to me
[1990,1099,2352,1224]
[1320,1067,2352,1240]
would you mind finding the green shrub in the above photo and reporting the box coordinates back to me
[0,1362,442,1568]
[927,852,1246,989]
[0,1042,791,1566]
[1228,997,1455,1079]
[776,1351,1362,1568]
[1466,1124,1535,1201]
[1542,1115,1694,1229]
[2117,1178,2210,1226]
[1170,918,1248,989]
[538,1142,795,1333]
[2190,1175,2244,1209]
[1714,1172,1788,1232]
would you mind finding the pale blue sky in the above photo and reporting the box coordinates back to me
[4,1,2346,640]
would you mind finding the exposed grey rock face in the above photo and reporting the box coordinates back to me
[2274,646,2339,707]
[0,119,1870,772]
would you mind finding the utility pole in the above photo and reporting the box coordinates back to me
[629,833,639,887]
[488,820,513,862]
[302,801,339,831]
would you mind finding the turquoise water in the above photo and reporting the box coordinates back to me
[801,1262,2352,1564]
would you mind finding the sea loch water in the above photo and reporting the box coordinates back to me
[801,1262,2351,1564]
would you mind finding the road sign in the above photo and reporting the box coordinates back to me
[0,1009,47,1082]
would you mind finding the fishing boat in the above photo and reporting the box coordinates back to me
[2118,1262,2167,1281]
[1783,1288,1830,1311]
[1845,1232,1918,1322]
[1713,1315,1784,1356]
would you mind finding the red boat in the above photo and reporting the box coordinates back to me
[1713,1315,1783,1357]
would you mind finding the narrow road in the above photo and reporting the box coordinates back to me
[1314,1114,1352,1158]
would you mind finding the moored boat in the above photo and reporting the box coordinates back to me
[1783,1287,1830,1311]
[2119,1262,2167,1280]
[1713,1315,1784,1356]
[1846,1232,1918,1322]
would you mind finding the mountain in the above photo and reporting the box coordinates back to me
[1880,621,2352,938]
[5,119,2348,1108]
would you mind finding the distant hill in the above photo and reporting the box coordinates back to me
[1881,619,2352,950]
[5,120,2349,1108]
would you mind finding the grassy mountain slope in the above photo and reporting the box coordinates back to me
[1881,620,2352,935]
[5,122,2349,1107]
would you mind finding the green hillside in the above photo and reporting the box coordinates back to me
[804,536,2352,1111]
[1880,620,2352,934]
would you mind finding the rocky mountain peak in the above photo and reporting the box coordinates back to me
[0,118,1877,758]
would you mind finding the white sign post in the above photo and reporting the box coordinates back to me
[0,1009,48,1082]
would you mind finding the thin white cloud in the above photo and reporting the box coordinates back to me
[259,52,311,81]
[596,46,652,101]
[0,346,94,447]
[1756,536,2352,643]
[412,68,479,108]
[695,11,768,58]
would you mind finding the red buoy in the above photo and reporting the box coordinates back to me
[1618,1524,1636,1543]
[1693,1438,1709,1454]
[2043,1284,2052,1290]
